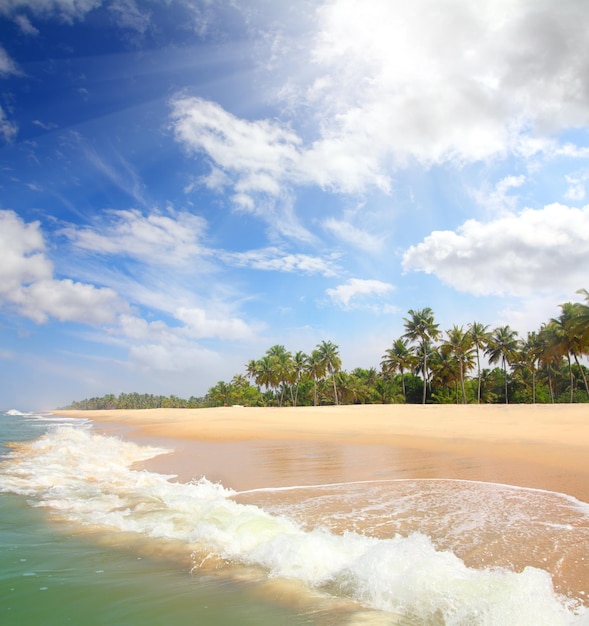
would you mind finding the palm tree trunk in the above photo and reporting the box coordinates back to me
[332,370,339,405]
[567,354,574,403]
[573,353,589,395]
[476,350,482,404]
[460,362,466,404]
[422,351,428,404]
[503,358,508,404]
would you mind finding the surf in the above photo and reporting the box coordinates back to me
[0,424,587,625]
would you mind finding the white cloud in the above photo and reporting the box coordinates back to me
[129,341,220,373]
[116,312,250,373]
[14,279,125,324]
[323,217,386,253]
[65,208,207,265]
[13,13,39,35]
[564,173,588,202]
[0,106,18,143]
[472,174,526,215]
[402,203,589,297]
[555,144,589,159]
[0,0,102,23]
[326,278,395,311]
[267,0,589,176]
[170,94,393,197]
[221,246,339,277]
[176,306,255,340]
[0,210,128,324]
[108,0,150,33]
[0,45,21,76]
[170,96,302,196]
[0,210,51,292]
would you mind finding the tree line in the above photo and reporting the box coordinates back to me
[63,289,589,409]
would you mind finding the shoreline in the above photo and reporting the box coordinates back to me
[53,404,589,501]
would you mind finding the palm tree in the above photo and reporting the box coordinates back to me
[381,338,414,400]
[403,308,440,403]
[520,331,541,403]
[468,322,490,404]
[246,359,259,385]
[254,354,275,403]
[537,323,561,403]
[571,288,589,345]
[306,350,325,406]
[291,351,307,407]
[316,340,342,405]
[430,349,461,403]
[266,345,293,406]
[550,302,589,401]
[485,326,519,404]
[441,325,475,404]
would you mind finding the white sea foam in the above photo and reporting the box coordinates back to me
[0,426,587,625]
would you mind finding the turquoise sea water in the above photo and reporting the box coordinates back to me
[0,413,311,626]
[1,410,588,625]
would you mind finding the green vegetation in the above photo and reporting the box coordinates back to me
[61,392,205,410]
[63,290,589,409]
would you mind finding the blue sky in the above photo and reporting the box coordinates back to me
[1,0,589,410]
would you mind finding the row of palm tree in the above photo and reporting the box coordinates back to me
[206,289,589,407]
[246,340,342,406]
[64,290,589,409]
[62,392,204,410]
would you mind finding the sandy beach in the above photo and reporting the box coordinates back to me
[53,404,589,502]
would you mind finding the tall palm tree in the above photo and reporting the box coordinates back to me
[537,323,560,403]
[520,331,541,403]
[246,359,258,385]
[254,354,275,403]
[291,351,307,407]
[550,302,589,400]
[403,308,440,403]
[316,340,342,405]
[468,321,490,404]
[485,325,519,404]
[430,349,461,403]
[441,325,475,404]
[381,338,414,400]
[306,350,325,406]
[266,345,293,406]
[571,288,589,345]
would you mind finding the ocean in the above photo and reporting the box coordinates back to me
[1,410,587,625]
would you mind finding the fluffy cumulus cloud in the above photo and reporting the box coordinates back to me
[168,0,589,231]
[169,94,391,217]
[402,203,589,296]
[326,278,395,311]
[64,208,206,265]
[116,311,251,372]
[0,210,127,323]
[175,306,254,341]
[300,0,589,168]
[170,96,302,197]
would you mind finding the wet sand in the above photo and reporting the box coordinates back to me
[53,404,589,502]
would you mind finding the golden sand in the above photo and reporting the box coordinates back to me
[53,404,589,501]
